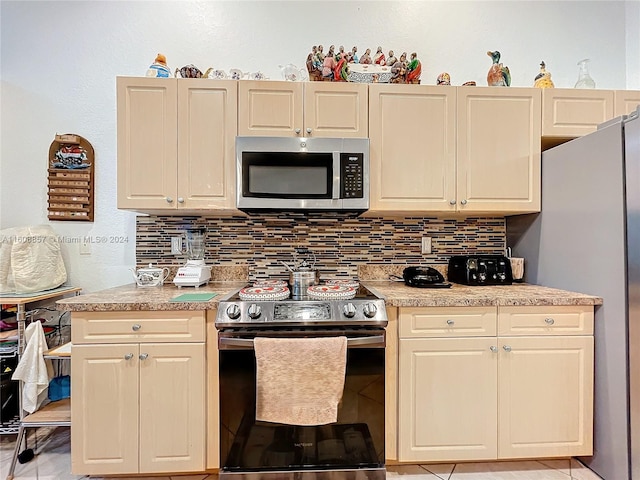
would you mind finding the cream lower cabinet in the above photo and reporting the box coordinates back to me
[238,80,368,137]
[397,305,593,463]
[368,85,540,214]
[117,77,237,212]
[71,311,206,475]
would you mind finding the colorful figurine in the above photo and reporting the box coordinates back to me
[390,53,407,83]
[486,50,511,87]
[534,61,555,88]
[359,48,372,64]
[437,72,451,85]
[407,52,422,84]
[307,46,322,81]
[146,53,171,78]
[386,50,397,67]
[350,46,358,63]
[175,64,207,78]
[373,47,385,65]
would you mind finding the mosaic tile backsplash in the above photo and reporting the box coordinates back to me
[136,213,506,281]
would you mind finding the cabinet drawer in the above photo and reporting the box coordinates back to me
[72,311,206,344]
[399,307,497,338]
[498,306,593,336]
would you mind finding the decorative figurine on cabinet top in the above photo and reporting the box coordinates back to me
[146,53,171,78]
[175,64,210,78]
[437,72,451,86]
[533,61,555,88]
[486,50,511,86]
[407,52,422,84]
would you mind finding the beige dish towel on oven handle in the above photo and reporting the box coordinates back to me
[254,336,347,426]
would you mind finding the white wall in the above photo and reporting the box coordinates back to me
[0,0,636,292]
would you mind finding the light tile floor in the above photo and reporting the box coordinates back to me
[0,427,604,480]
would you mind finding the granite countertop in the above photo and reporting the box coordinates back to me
[57,279,602,312]
[56,281,247,312]
[363,281,603,307]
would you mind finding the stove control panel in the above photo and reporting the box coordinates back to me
[215,294,387,328]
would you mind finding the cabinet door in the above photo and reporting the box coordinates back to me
[139,343,206,473]
[368,84,456,212]
[71,344,139,475]
[457,87,541,213]
[398,337,498,462]
[304,82,368,137]
[238,80,303,136]
[177,80,238,209]
[615,90,640,117]
[542,88,614,137]
[117,77,178,210]
[498,336,594,459]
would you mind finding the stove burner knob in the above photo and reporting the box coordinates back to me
[226,304,241,320]
[342,303,357,318]
[247,304,262,320]
[363,303,378,318]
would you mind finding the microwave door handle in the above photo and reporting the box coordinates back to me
[333,153,341,199]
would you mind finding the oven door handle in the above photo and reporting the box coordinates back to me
[218,335,385,350]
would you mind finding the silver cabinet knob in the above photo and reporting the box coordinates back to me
[363,303,378,318]
[124,353,134,360]
[461,199,468,205]
[306,127,312,134]
[503,345,512,352]
[247,304,262,319]
[132,324,141,331]
[490,346,498,353]
[545,317,555,325]
[342,303,356,318]
[446,319,455,325]
[177,197,184,204]
[295,128,301,134]
[449,200,456,205]
[139,353,149,360]
[166,197,173,203]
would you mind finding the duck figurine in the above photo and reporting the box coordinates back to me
[486,50,511,87]
[533,61,555,88]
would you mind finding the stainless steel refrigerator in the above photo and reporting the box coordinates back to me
[508,107,640,480]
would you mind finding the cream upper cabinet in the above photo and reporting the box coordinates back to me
[117,77,237,212]
[396,305,594,463]
[369,85,540,215]
[368,84,456,212]
[542,88,614,138]
[71,312,206,476]
[238,80,368,137]
[615,90,640,117]
[117,77,177,210]
[457,87,541,214]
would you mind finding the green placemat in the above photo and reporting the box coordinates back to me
[169,292,217,302]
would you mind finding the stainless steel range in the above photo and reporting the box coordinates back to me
[215,282,387,480]
[216,284,387,328]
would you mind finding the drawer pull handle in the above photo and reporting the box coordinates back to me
[124,353,134,360]
[503,345,512,352]
[544,318,555,325]
[490,346,498,353]
[446,319,455,325]
[132,324,141,331]
[139,353,149,360]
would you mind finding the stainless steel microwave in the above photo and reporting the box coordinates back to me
[236,136,369,212]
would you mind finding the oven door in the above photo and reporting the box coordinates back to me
[218,328,386,480]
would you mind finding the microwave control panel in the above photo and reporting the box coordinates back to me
[340,153,364,199]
